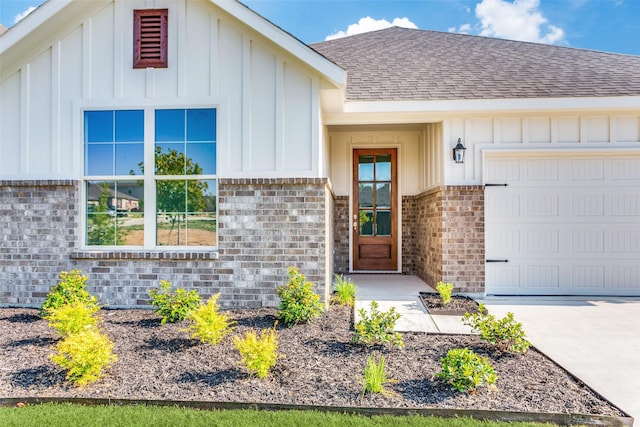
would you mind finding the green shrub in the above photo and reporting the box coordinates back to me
[436,281,454,305]
[148,280,201,324]
[40,270,98,318]
[353,301,403,348]
[276,267,324,327]
[436,348,497,393]
[462,304,531,354]
[361,354,397,398]
[233,327,279,379]
[50,329,117,386]
[185,294,234,345]
[45,302,101,337]
[330,274,357,307]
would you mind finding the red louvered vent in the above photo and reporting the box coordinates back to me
[134,9,168,69]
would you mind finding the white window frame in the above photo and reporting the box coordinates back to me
[79,101,219,251]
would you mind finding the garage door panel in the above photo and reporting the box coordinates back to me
[525,158,559,181]
[526,193,559,217]
[611,158,640,181]
[485,154,640,296]
[526,265,560,288]
[572,265,605,289]
[611,230,640,253]
[610,266,640,289]
[571,229,604,253]
[571,159,604,181]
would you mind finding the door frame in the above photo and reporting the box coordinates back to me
[349,144,402,273]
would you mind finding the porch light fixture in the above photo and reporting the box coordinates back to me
[453,138,466,164]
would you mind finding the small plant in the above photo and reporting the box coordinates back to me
[462,304,531,354]
[353,300,403,348]
[45,301,101,337]
[436,348,497,393]
[233,327,279,379]
[148,280,201,324]
[185,294,235,345]
[361,354,397,399]
[50,328,118,386]
[40,270,98,318]
[330,274,357,307]
[436,281,454,305]
[276,266,324,326]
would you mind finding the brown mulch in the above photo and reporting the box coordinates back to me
[420,293,480,314]
[0,306,623,416]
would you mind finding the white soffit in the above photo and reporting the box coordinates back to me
[343,96,640,115]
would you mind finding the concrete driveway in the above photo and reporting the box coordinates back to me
[482,297,640,423]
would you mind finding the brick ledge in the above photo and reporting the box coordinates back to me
[71,250,218,261]
[0,180,77,187]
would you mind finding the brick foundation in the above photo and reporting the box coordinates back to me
[332,196,349,274]
[0,179,332,308]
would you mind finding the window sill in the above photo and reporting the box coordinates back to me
[71,250,218,261]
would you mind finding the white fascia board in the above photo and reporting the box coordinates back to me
[210,0,345,87]
[343,96,640,115]
[0,0,73,55]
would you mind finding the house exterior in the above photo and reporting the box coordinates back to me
[1,0,639,308]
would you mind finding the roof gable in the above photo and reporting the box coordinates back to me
[1,0,344,87]
[311,27,640,102]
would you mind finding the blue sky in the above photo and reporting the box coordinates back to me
[1,0,639,55]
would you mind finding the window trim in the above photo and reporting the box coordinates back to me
[133,9,168,69]
[80,104,218,251]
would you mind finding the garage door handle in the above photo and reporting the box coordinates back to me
[485,183,509,187]
[486,259,509,263]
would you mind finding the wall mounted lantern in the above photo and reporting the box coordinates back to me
[452,138,466,164]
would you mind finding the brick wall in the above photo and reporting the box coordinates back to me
[401,196,417,275]
[0,179,332,308]
[414,186,485,294]
[332,196,349,274]
[0,180,78,305]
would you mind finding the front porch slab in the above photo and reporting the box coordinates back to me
[350,274,474,334]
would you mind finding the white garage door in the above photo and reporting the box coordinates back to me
[485,154,640,296]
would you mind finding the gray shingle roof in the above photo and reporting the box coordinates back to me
[310,27,640,101]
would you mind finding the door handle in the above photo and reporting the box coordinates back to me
[353,221,358,232]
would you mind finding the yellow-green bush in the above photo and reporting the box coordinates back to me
[148,280,201,324]
[50,329,118,386]
[185,294,235,345]
[40,270,98,318]
[436,281,454,305]
[233,328,278,378]
[45,302,101,337]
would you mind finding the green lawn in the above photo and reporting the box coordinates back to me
[0,403,560,427]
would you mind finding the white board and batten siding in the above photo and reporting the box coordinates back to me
[452,114,640,296]
[0,0,323,180]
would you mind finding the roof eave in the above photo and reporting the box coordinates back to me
[322,96,640,125]
[0,0,72,55]
[346,96,640,114]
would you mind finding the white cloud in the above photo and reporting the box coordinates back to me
[14,6,36,24]
[475,0,565,44]
[325,16,418,41]
[449,23,472,34]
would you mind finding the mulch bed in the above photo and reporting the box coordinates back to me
[419,293,480,314]
[0,306,623,417]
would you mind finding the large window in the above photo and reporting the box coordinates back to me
[84,108,217,248]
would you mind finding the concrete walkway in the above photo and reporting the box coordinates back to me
[352,274,472,334]
[350,274,639,423]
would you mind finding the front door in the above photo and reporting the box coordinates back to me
[352,148,398,271]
